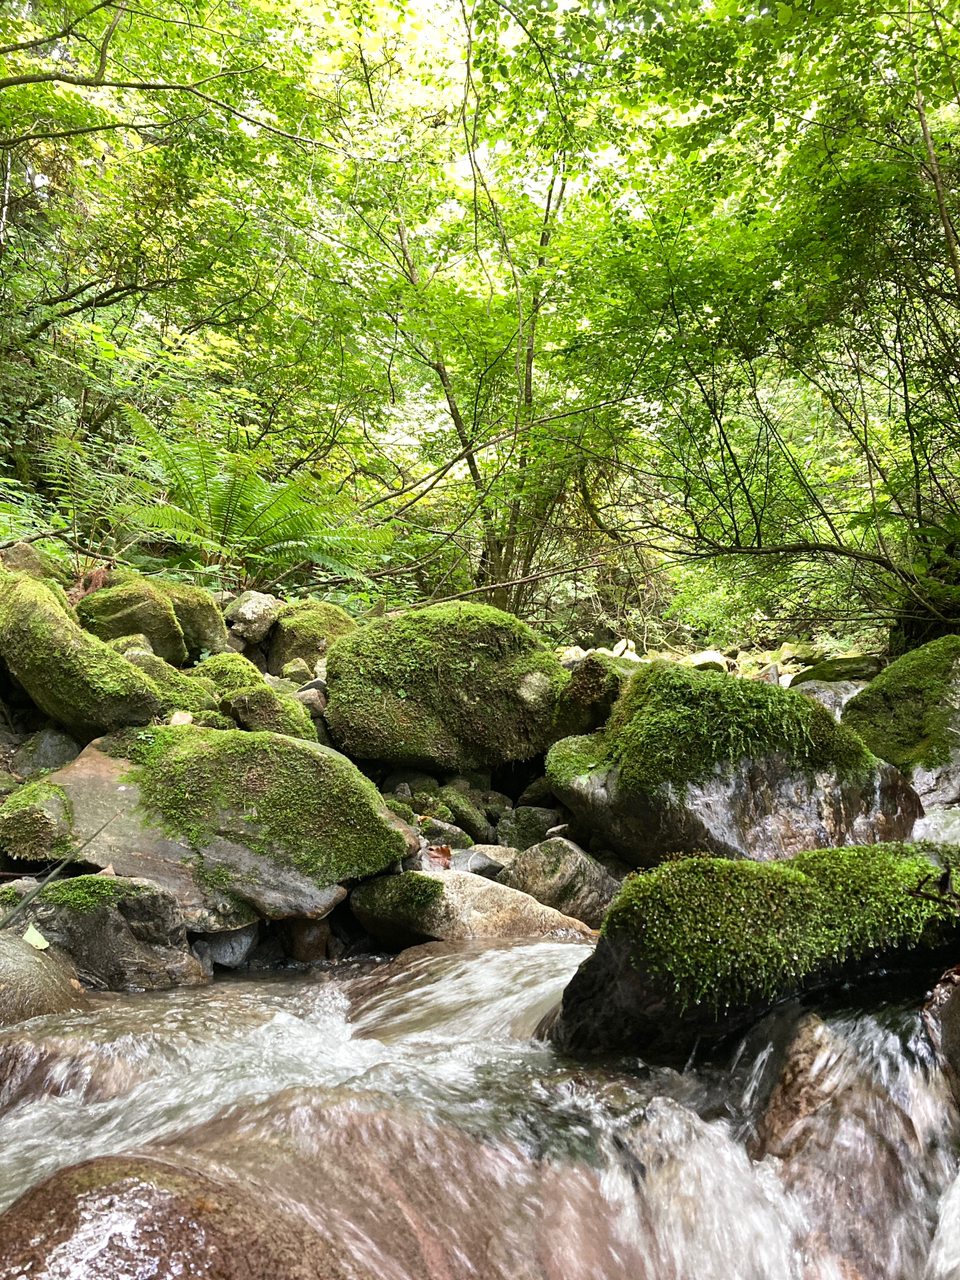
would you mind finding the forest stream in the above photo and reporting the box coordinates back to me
[2,938,959,1280]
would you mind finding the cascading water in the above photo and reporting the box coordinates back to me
[0,938,958,1280]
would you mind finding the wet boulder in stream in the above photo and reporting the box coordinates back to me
[550,844,959,1062]
[496,837,620,929]
[0,874,206,991]
[547,662,919,867]
[0,930,87,1027]
[351,868,594,948]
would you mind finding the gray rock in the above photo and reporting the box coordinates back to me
[450,849,506,878]
[11,728,80,779]
[223,591,281,644]
[495,806,562,851]
[299,674,328,697]
[350,869,593,948]
[496,837,618,928]
[0,930,86,1026]
[420,817,473,848]
[792,678,866,720]
[0,735,407,931]
[294,688,327,719]
[3,875,207,991]
[550,754,920,866]
[192,922,259,971]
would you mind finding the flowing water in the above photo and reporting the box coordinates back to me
[0,937,959,1279]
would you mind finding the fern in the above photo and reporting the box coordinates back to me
[119,406,381,588]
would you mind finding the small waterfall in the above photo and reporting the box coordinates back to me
[0,939,957,1279]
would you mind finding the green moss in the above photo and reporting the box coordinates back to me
[105,633,154,654]
[545,734,605,793]
[267,599,358,675]
[603,843,956,1011]
[0,779,73,860]
[36,875,139,913]
[0,574,161,736]
[841,635,960,773]
[0,885,18,908]
[152,580,228,660]
[104,725,406,886]
[192,710,237,730]
[125,652,220,717]
[220,684,317,741]
[598,661,874,794]
[437,786,489,841]
[190,652,266,697]
[325,602,570,770]
[76,575,188,667]
[411,792,455,823]
[383,797,417,825]
[554,652,638,735]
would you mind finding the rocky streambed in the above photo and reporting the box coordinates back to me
[1,940,960,1280]
[5,554,960,1274]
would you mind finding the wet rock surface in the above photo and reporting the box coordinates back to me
[0,931,86,1027]
[351,868,594,948]
[2,875,207,991]
[550,751,920,866]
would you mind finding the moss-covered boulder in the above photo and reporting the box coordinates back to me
[75,571,189,666]
[0,778,73,860]
[189,651,267,697]
[554,651,639,736]
[842,635,960,805]
[350,868,593,948]
[791,654,883,685]
[220,684,318,741]
[325,603,570,770]
[266,599,357,676]
[550,844,958,1061]
[547,662,920,866]
[0,574,161,738]
[0,931,86,1027]
[0,874,206,990]
[153,579,228,660]
[0,729,415,930]
[0,540,71,584]
[124,651,221,718]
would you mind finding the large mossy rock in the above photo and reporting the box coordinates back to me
[547,662,919,866]
[0,573,161,737]
[0,728,415,931]
[153,579,228,659]
[75,571,189,666]
[842,635,960,804]
[0,874,206,991]
[351,869,593,948]
[266,598,357,676]
[124,651,221,718]
[549,845,957,1062]
[325,602,569,770]
[189,650,266,697]
[0,931,86,1026]
[220,684,318,741]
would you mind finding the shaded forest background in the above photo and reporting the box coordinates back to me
[3,0,960,653]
